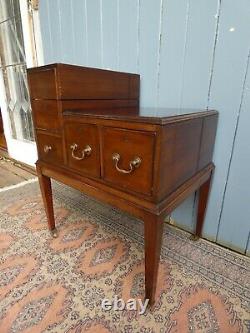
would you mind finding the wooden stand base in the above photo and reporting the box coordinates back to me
[37,161,213,305]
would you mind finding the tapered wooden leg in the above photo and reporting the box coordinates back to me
[193,172,212,240]
[36,164,57,238]
[144,213,164,305]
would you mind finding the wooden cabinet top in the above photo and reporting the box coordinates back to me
[27,62,139,76]
[64,107,218,125]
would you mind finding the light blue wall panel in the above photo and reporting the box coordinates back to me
[158,0,188,108]
[157,0,196,231]
[180,0,218,108]
[204,0,250,241]
[47,0,62,62]
[39,0,52,63]
[118,0,138,73]
[172,197,196,233]
[172,1,218,232]
[102,0,118,70]
[57,0,75,63]
[85,0,102,67]
[139,0,162,108]
[71,0,88,66]
[217,60,250,253]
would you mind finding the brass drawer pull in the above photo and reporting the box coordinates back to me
[44,145,52,153]
[112,153,142,174]
[70,143,92,160]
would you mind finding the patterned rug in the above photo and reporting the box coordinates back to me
[0,180,249,333]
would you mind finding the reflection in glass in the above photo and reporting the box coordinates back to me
[0,0,34,142]
[0,0,21,23]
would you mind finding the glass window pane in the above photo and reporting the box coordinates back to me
[0,0,34,142]
[3,64,34,141]
[0,0,21,23]
[0,17,25,66]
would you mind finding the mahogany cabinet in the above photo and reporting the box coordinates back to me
[27,63,218,304]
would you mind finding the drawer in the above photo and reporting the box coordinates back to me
[64,122,100,178]
[28,68,57,99]
[36,132,63,165]
[102,127,155,195]
[31,100,60,131]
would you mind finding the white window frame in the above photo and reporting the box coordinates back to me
[0,0,44,166]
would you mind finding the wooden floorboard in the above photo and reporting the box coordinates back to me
[0,157,35,188]
[0,161,34,180]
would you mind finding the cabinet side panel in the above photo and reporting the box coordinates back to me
[198,114,218,170]
[158,118,202,200]
[129,75,140,100]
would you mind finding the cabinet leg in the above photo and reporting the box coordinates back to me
[144,213,164,305]
[193,172,212,240]
[36,164,57,238]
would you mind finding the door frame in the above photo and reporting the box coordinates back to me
[0,0,44,166]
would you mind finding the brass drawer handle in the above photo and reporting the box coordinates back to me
[112,153,142,174]
[44,145,52,153]
[70,143,92,160]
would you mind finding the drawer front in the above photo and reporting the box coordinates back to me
[28,69,57,99]
[36,132,63,165]
[102,127,155,195]
[32,100,60,131]
[64,122,100,178]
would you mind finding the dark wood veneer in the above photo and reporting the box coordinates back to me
[64,122,100,178]
[102,127,155,195]
[27,63,218,305]
[28,63,140,100]
[32,100,60,132]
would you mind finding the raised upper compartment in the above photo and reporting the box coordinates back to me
[27,63,140,101]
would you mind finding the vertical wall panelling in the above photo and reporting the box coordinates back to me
[180,0,219,108]
[216,55,250,253]
[102,0,118,70]
[85,0,102,68]
[156,0,197,232]
[204,0,250,242]
[157,0,189,108]
[47,0,62,62]
[118,0,139,73]
[57,0,75,63]
[172,198,196,233]
[139,0,162,108]
[172,0,220,233]
[207,1,222,109]
[39,0,52,63]
[71,0,88,65]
